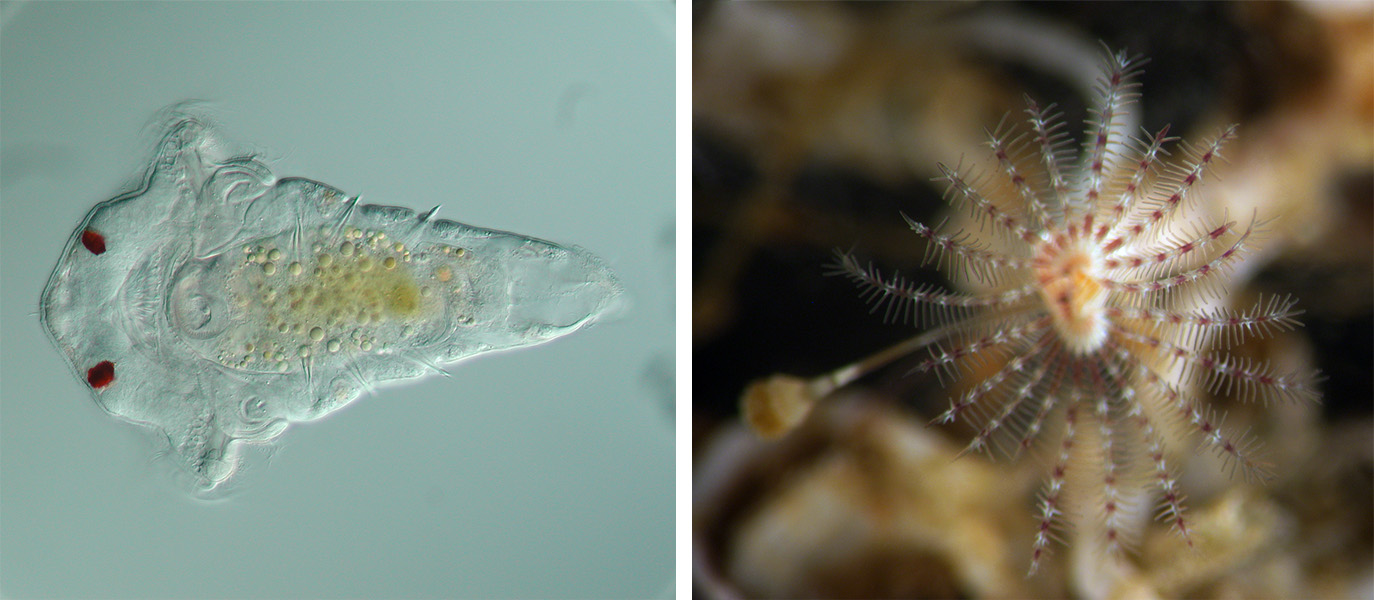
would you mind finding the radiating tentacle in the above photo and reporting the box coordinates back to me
[1102,125,1238,253]
[1108,345,1275,482]
[1023,95,1075,223]
[988,115,1055,231]
[902,215,1030,285]
[1098,219,1258,305]
[1029,400,1078,576]
[1113,325,1320,406]
[934,161,1039,244]
[941,328,1053,438]
[830,250,1037,327]
[914,317,1050,387]
[1102,220,1237,279]
[1078,48,1144,228]
[1100,351,1192,546]
[1095,126,1174,243]
[1106,294,1304,348]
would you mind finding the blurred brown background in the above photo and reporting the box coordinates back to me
[693,2,1372,598]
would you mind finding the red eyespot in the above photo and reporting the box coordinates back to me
[87,361,115,389]
[81,229,107,255]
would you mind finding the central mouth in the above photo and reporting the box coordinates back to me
[1034,238,1108,355]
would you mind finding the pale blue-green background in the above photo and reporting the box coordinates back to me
[0,2,673,598]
